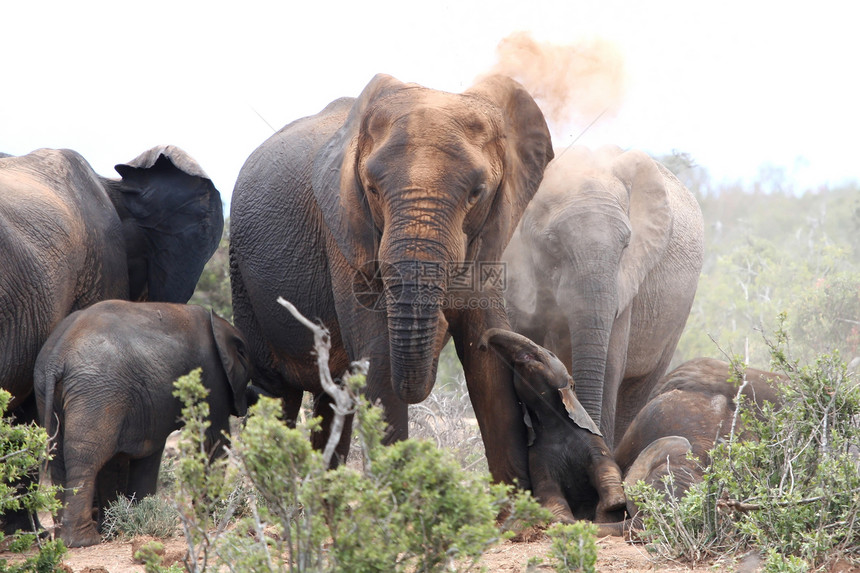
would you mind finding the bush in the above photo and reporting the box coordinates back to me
[0,389,65,572]
[629,319,860,568]
[546,522,598,573]
[101,495,179,540]
[144,359,551,573]
[227,388,538,572]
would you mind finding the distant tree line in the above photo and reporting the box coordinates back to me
[662,151,860,367]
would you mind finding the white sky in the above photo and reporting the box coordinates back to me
[2,1,858,206]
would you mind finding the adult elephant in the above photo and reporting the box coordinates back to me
[503,145,704,447]
[0,145,223,531]
[230,73,553,486]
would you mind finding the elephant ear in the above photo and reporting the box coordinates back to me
[464,75,554,262]
[612,150,673,316]
[311,74,408,268]
[623,435,692,485]
[114,145,223,303]
[559,384,603,436]
[210,311,252,417]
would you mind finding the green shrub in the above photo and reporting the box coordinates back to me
[170,368,246,573]
[0,389,65,573]
[546,522,598,573]
[629,319,860,568]
[229,389,538,572]
[147,363,550,573]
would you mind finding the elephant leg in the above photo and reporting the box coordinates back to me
[528,458,575,523]
[59,422,119,547]
[310,391,355,467]
[329,264,408,446]
[615,338,681,444]
[280,385,305,429]
[48,424,67,528]
[95,455,130,530]
[127,450,165,501]
[450,299,530,489]
[615,369,665,446]
[364,359,408,446]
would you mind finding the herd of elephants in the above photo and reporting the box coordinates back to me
[0,73,788,548]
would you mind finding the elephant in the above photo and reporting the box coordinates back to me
[601,357,784,535]
[502,145,705,447]
[0,145,223,533]
[33,300,253,548]
[229,73,554,487]
[479,329,626,525]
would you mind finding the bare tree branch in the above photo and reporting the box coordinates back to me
[277,296,357,467]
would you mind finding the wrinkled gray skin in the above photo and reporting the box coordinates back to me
[479,329,627,525]
[230,74,553,487]
[503,145,704,447]
[34,301,252,548]
[600,357,784,535]
[0,146,223,533]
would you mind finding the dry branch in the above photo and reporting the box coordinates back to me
[276,296,359,467]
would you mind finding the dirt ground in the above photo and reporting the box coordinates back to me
[8,533,728,572]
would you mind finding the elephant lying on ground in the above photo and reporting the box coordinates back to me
[0,145,223,533]
[503,145,704,447]
[230,73,553,487]
[34,300,252,548]
[479,329,626,524]
[602,357,785,535]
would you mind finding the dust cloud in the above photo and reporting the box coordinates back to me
[487,31,628,137]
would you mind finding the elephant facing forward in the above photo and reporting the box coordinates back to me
[230,74,553,487]
[34,301,252,548]
[503,145,704,447]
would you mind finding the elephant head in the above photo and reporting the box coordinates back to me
[479,328,626,522]
[313,74,553,404]
[512,145,674,430]
[209,311,253,418]
[622,435,696,520]
[108,145,224,303]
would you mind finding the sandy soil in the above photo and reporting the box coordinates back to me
[4,533,726,573]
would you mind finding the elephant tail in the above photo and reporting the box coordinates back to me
[35,359,64,455]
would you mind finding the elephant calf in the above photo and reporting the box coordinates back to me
[479,329,627,525]
[34,300,253,548]
[604,357,785,534]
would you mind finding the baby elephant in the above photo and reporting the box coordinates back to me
[479,329,626,525]
[603,357,785,534]
[34,300,253,548]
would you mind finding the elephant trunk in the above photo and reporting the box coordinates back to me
[561,266,618,432]
[383,255,446,404]
[592,455,628,523]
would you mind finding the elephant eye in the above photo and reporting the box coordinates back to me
[366,184,379,196]
[545,232,563,257]
[467,183,486,206]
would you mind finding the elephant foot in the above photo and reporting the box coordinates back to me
[595,490,628,523]
[60,522,102,548]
